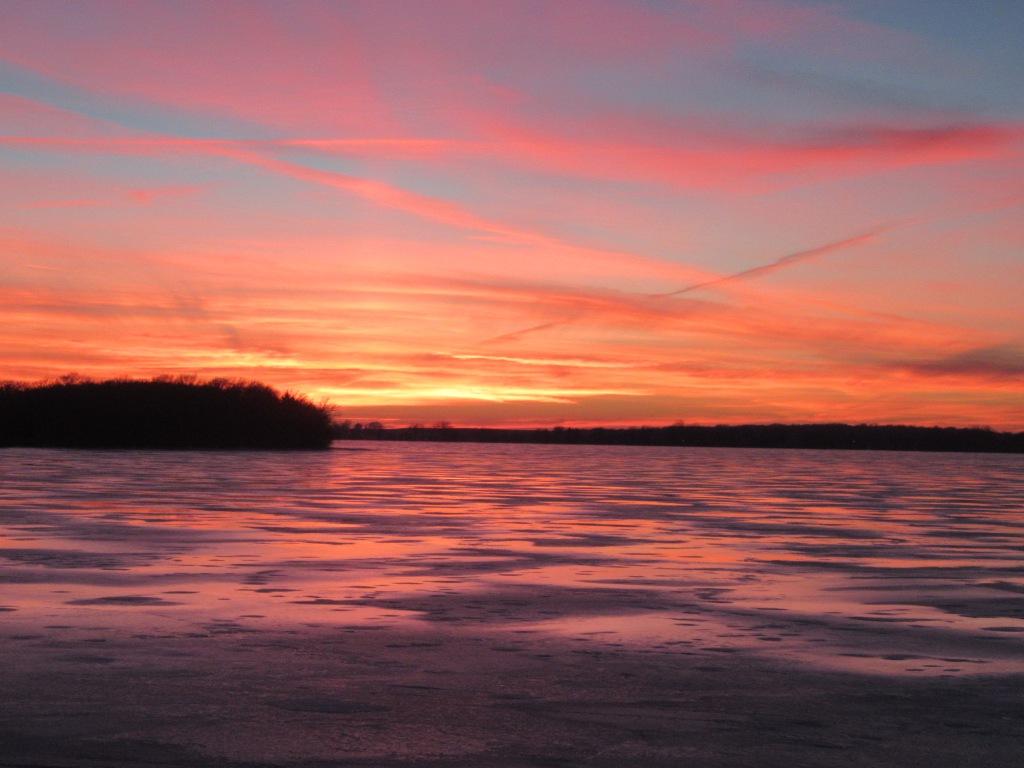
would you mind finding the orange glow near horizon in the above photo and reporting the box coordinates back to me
[1,2,1022,429]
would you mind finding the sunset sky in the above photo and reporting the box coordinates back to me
[2,0,1022,428]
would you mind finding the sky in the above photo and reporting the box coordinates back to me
[1,0,1022,429]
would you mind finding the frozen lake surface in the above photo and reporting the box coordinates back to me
[1,442,1022,766]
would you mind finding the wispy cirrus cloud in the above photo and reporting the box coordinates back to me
[2,1,1022,428]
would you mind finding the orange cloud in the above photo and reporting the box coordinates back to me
[2,3,1022,430]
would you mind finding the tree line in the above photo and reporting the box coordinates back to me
[333,421,1024,453]
[3,376,1019,453]
[1,376,333,449]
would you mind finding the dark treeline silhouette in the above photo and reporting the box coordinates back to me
[333,421,1024,453]
[1,377,333,449]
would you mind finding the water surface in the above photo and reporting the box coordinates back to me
[3,442,1022,677]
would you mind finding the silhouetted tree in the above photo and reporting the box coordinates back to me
[0,377,333,449]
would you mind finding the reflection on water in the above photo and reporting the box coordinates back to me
[2,442,1022,677]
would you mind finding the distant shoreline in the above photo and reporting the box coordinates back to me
[334,423,1024,454]
[3,377,1020,453]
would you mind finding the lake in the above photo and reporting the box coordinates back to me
[2,442,1022,766]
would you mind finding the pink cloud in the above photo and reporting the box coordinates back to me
[1,2,1021,429]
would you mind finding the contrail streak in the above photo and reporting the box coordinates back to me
[651,225,891,298]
